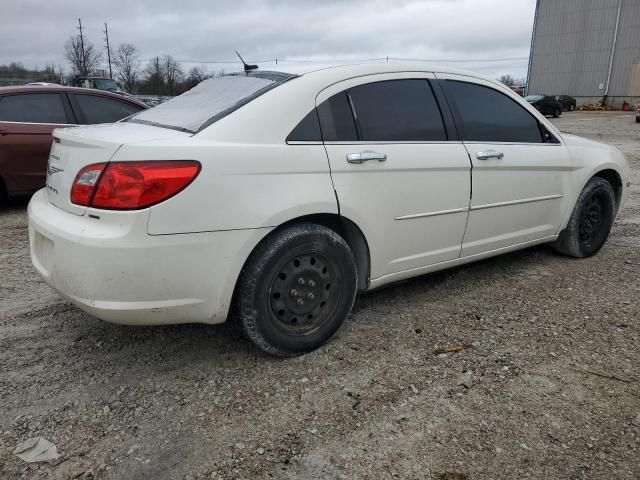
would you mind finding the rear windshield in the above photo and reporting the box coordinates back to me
[525,95,544,102]
[126,71,295,133]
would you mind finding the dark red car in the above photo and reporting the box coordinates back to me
[0,86,147,203]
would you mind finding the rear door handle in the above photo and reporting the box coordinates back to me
[476,150,504,160]
[346,151,387,164]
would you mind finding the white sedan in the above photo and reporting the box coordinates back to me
[28,63,631,356]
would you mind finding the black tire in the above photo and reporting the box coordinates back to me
[553,177,616,258]
[553,108,561,118]
[636,115,640,123]
[236,223,357,357]
[0,178,7,207]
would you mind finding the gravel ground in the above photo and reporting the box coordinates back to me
[1,111,639,480]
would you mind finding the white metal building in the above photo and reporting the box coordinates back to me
[527,0,640,107]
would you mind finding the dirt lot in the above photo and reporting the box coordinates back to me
[1,111,639,480]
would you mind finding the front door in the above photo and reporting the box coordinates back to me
[437,74,573,257]
[317,73,472,280]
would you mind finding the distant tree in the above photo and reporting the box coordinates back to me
[161,55,183,95]
[498,74,516,87]
[183,66,207,90]
[40,64,64,84]
[65,36,102,77]
[142,57,164,94]
[114,43,140,93]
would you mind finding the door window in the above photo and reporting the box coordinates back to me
[442,80,543,143]
[0,93,69,124]
[72,94,143,124]
[348,80,447,141]
[317,92,358,141]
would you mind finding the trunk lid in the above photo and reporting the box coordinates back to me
[46,123,190,215]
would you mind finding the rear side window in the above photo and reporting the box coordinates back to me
[71,94,143,124]
[317,92,358,141]
[443,80,543,143]
[348,80,447,141]
[0,93,69,124]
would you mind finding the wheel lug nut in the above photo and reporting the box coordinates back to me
[308,280,316,287]
[307,293,315,300]
[290,289,298,297]
[298,278,306,285]
[296,298,304,306]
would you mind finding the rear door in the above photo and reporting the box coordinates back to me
[0,92,74,195]
[437,74,573,257]
[68,93,144,124]
[319,73,472,279]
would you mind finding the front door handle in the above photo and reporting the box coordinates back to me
[346,151,387,164]
[476,150,504,160]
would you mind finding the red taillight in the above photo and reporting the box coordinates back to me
[70,163,107,206]
[70,161,201,210]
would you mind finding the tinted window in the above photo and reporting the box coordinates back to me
[444,81,542,143]
[0,93,69,123]
[73,94,143,124]
[349,80,446,141]
[287,109,321,142]
[317,92,358,141]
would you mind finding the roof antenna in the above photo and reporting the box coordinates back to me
[235,51,258,71]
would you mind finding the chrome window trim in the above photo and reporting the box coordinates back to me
[286,140,323,145]
[322,140,464,145]
[463,141,562,147]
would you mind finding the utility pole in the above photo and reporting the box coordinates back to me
[77,18,86,75]
[103,22,112,79]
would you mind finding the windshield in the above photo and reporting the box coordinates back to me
[525,95,544,102]
[93,78,118,91]
[126,71,296,133]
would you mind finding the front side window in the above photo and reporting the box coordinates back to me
[0,93,69,124]
[72,94,143,124]
[348,80,447,141]
[444,81,543,143]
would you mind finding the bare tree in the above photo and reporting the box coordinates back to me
[65,36,102,77]
[143,57,164,94]
[114,43,140,93]
[183,66,207,90]
[498,74,516,87]
[161,55,183,95]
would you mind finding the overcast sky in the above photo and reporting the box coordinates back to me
[2,0,537,79]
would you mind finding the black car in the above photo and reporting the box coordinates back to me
[555,95,577,111]
[525,95,563,118]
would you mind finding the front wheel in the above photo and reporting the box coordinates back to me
[553,177,616,258]
[235,223,358,357]
[553,108,561,118]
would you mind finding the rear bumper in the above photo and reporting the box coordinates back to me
[28,189,269,325]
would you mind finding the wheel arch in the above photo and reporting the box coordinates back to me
[0,174,7,205]
[593,168,622,212]
[276,213,371,291]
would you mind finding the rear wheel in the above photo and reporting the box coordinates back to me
[553,177,616,258]
[236,223,357,357]
[0,178,7,207]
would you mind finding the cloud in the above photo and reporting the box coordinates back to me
[1,0,535,78]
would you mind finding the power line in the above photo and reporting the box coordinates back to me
[139,56,529,65]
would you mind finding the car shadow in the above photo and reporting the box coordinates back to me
[52,243,560,374]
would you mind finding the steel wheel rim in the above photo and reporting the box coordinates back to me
[267,251,340,336]
[578,192,606,246]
